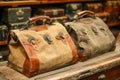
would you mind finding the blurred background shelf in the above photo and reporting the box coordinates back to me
[0,0,104,7]
[0,1,41,7]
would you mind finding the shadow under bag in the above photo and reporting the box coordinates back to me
[64,11,116,61]
[8,16,78,77]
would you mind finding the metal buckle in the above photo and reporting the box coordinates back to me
[43,34,52,44]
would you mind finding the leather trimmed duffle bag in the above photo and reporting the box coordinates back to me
[8,16,78,77]
[64,10,116,61]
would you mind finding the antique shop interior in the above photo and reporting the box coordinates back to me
[0,0,120,80]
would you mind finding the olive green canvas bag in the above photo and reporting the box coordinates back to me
[64,11,116,61]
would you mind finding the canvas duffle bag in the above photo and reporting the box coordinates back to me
[64,10,116,61]
[8,16,78,77]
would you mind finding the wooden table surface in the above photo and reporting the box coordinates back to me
[0,43,120,80]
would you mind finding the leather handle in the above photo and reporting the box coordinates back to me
[29,16,51,24]
[20,16,51,30]
[74,10,95,20]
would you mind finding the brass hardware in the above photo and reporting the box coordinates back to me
[16,9,24,16]
[16,9,24,21]
[0,26,7,30]
[71,4,79,10]
[28,36,35,45]
[17,17,24,21]
[56,32,64,40]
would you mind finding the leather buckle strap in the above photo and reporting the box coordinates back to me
[65,34,78,63]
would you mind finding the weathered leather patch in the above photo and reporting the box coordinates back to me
[30,25,48,31]
[23,41,40,77]
[65,34,78,63]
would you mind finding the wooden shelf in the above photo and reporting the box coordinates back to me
[0,1,41,7]
[41,0,99,4]
[0,0,103,7]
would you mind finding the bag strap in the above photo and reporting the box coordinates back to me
[65,34,78,63]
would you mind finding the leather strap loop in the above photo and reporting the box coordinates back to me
[74,10,95,20]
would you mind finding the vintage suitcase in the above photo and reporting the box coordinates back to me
[105,1,119,13]
[104,1,113,13]
[2,7,31,24]
[95,12,110,23]
[64,11,116,61]
[0,25,8,45]
[8,16,78,77]
[66,3,83,21]
[36,8,65,18]
[111,1,119,22]
[86,3,103,13]
[112,1,119,12]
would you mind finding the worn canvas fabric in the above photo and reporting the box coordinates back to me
[8,16,78,77]
[64,11,116,61]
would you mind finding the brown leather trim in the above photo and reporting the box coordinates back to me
[78,53,87,61]
[0,40,7,45]
[30,25,48,31]
[65,34,78,63]
[22,41,39,77]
